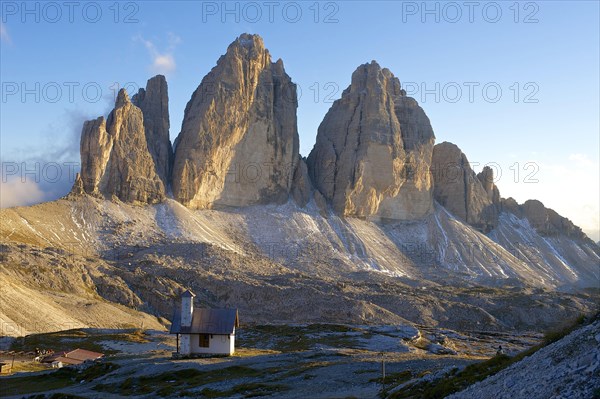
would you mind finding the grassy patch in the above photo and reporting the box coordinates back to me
[8,361,49,373]
[354,368,378,374]
[387,355,512,398]
[231,348,280,358]
[198,383,290,398]
[1,362,119,396]
[542,314,586,345]
[387,313,595,399]
[276,361,332,379]
[94,365,269,397]
[238,324,364,352]
[9,329,149,355]
[22,393,90,399]
[370,370,413,386]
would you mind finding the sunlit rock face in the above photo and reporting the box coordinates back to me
[132,75,172,187]
[78,89,166,204]
[172,34,306,209]
[307,61,435,220]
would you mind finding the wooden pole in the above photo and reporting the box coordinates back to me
[381,353,385,393]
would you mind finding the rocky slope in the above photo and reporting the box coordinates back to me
[3,33,598,337]
[1,196,598,336]
[449,317,600,399]
[171,33,307,209]
[307,61,435,220]
[430,141,599,288]
[79,89,166,203]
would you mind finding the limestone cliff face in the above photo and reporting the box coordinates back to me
[132,75,172,186]
[78,89,165,203]
[502,198,591,241]
[307,61,435,220]
[430,142,589,241]
[431,142,499,232]
[171,34,306,208]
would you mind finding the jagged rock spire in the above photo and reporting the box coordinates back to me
[307,61,435,220]
[171,33,308,208]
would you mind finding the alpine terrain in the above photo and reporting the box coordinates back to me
[1,34,598,340]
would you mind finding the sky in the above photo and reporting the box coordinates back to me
[0,1,598,241]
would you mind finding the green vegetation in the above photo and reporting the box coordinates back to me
[238,323,364,352]
[370,370,413,386]
[94,365,269,397]
[276,361,331,379]
[10,328,149,355]
[197,383,290,398]
[24,393,90,399]
[8,361,49,373]
[386,313,595,399]
[541,314,586,345]
[386,354,513,398]
[0,362,119,396]
[94,358,333,397]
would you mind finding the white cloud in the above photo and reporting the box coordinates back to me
[1,22,12,45]
[135,33,181,75]
[568,153,596,168]
[0,178,45,209]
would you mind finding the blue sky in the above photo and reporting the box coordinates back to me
[1,1,599,240]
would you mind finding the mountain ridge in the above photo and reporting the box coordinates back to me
[1,33,598,337]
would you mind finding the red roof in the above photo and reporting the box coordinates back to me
[64,349,103,362]
[42,348,103,364]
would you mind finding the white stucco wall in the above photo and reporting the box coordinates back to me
[180,334,192,355]
[187,332,235,355]
[181,296,193,327]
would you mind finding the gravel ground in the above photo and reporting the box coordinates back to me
[0,325,542,398]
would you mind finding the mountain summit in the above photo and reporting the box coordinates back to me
[78,86,166,203]
[307,61,435,220]
[2,33,598,338]
[171,33,308,208]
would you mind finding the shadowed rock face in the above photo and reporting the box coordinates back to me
[502,198,593,242]
[132,75,172,187]
[431,142,499,232]
[79,89,166,203]
[307,61,435,220]
[171,33,306,209]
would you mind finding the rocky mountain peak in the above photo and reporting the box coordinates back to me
[115,88,130,108]
[349,61,402,97]
[132,75,172,186]
[218,33,271,72]
[506,199,592,241]
[307,61,434,220]
[76,86,166,204]
[431,141,499,232]
[171,33,307,209]
[233,33,266,51]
